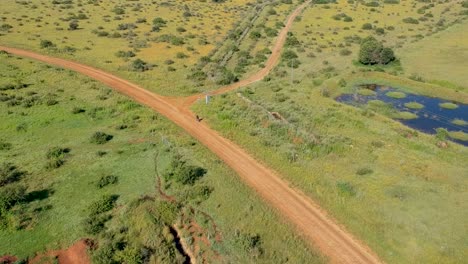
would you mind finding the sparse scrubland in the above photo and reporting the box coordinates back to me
[1,0,468,263]
[192,0,468,263]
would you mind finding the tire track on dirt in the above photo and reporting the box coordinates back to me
[0,2,382,263]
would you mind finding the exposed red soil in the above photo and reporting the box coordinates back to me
[29,239,91,264]
[0,1,384,263]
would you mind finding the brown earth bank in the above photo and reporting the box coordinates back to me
[0,1,384,263]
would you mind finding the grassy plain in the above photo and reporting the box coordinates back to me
[0,54,324,263]
[0,0,256,96]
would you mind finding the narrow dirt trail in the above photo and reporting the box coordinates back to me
[0,2,383,264]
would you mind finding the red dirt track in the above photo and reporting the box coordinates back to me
[0,2,383,263]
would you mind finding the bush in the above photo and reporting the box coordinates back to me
[88,194,119,216]
[0,184,26,211]
[167,154,207,185]
[96,175,118,188]
[235,233,263,258]
[0,163,25,187]
[83,214,110,234]
[45,158,65,169]
[362,23,373,30]
[46,147,68,159]
[281,50,298,60]
[72,107,85,114]
[0,140,12,151]
[356,167,373,175]
[339,49,352,56]
[115,50,136,58]
[336,182,356,197]
[217,68,238,85]
[90,132,113,144]
[40,40,56,49]
[69,20,79,30]
[130,59,151,72]
[0,24,13,31]
[358,36,395,65]
[403,17,419,24]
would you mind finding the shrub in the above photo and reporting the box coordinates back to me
[46,147,70,159]
[435,128,449,141]
[235,233,263,258]
[0,184,26,211]
[90,132,113,144]
[40,40,56,49]
[167,154,207,185]
[130,59,151,72]
[115,50,136,58]
[356,167,373,175]
[362,23,373,30]
[339,49,352,56]
[72,107,85,114]
[0,140,12,151]
[0,24,13,31]
[358,36,395,65]
[0,163,25,186]
[217,68,238,85]
[88,194,118,216]
[83,214,110,235]
[69,20,79,30]
[336,182,356,197]
[403,17,419,24]
[281,50,298,60]
[96,175,118,188]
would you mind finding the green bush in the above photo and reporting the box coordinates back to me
[46,147,70,159]
[167,154,207,185]
[0,163,25,187]
[130,59,151,72]
[356,167,373,175]
[96,175,119,188]
[40,40,56,49]
[0,184,26,211]
[90,132,113,144]
[337,182,356,197]
[83,214,110,235]
[88,194,119,216]
[0,140,12,151]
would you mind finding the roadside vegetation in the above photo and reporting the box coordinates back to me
[192,1,468,263]
[0,54,324,263]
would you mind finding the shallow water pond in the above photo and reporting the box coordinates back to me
[336,85,468,146]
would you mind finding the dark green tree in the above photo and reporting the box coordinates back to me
[358,36,395,65]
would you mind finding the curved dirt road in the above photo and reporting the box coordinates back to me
[0,2,382,263]
[181,0,311,107]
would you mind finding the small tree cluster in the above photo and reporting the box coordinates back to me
[358,36,395,65]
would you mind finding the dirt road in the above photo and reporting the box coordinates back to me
[0,2,383,263]
[182,0,311,107]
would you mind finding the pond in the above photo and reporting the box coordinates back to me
[336,84,468,146]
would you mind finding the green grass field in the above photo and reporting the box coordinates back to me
[0,54,325,263]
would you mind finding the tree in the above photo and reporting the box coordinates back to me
[358,36,395,65]
[69,21,79,30]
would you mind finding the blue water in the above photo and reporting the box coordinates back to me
[336,85,468,146]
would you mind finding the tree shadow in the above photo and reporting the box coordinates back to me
[24,188,54,203]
